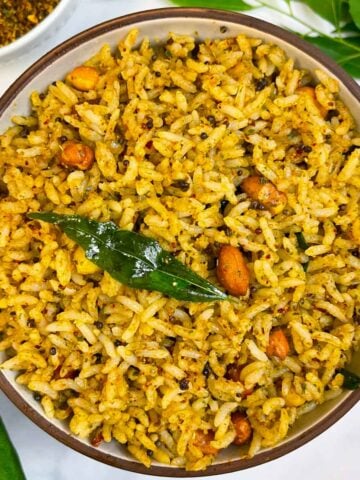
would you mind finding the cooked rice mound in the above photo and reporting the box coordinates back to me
[0,29,359,471]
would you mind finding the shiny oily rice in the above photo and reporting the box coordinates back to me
[0,28,359,471]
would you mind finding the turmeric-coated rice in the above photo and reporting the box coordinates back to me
[0,29,359,471]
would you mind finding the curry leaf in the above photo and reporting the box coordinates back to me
[338,368,360,389]
[301,0,350,28]
[0,418,26,480]
[339,20,359,32]
[303,34,360,77]
[169,0,252,11]
[295,231,309,250]
[28,212,228,303]
[349,0,360,29]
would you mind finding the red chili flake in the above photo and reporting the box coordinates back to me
[90,427,104,447]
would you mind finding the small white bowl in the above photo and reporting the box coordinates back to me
[0,0,73,61]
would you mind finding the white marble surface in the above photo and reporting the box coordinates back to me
[0,1,359,479]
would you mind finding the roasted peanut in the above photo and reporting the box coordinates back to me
[225,363,253,397]
[90,427,104,447]
[241,175,287,215]
[231,411,252,446]
[266,329,290,360]
[59,140,95,170]
[216,245,250,296]
[66,66,99,91]
[193,429,218,455]
[225,363,242,382]
[296,86,327,118]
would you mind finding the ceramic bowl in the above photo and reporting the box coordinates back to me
[0,8,359,477]
[0,0,73,61]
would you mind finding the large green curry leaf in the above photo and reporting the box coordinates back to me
[28,212,227,303]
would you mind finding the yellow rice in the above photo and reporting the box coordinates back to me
[0,29,359,471]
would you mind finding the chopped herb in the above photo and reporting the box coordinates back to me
[295,231,309,250]
[302,261,309,272]
[338,368,360,390]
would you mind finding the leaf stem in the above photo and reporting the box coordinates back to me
[251,0,360,54]
[337,51,360,64]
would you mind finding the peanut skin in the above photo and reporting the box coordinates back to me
[241,175,287,215]
[193,430,218,455]
[216,245,250,296]
[231,411,252,445]
[266,329,290,360]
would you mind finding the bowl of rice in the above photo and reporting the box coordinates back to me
[0,7,359,476]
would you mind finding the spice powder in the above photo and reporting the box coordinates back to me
[0,0,61,47]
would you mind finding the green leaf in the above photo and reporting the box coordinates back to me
[295,231,309,250]
[302,261,309,272]
[301,0,350,28]
[303,34,360,77]
[349,0,360,29]
[28,212,228,303]
[338,368,360,389]
[0,418,26,480]
[169,0,252,11]
[339,20,359,32]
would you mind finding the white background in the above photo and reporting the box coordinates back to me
[0,1,359,479]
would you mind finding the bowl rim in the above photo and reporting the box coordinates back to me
[0,0,72,58]
[0,7,359,477]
